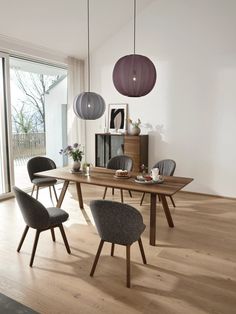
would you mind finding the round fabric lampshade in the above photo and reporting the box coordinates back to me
[113,54,156,97]
[74,92,105,120]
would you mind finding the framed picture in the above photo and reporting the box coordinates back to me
[108,103,127,133]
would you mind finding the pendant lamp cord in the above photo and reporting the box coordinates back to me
[133,0,136,54]
[87,0,90,92]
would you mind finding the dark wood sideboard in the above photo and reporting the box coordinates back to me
[95,133,148,172]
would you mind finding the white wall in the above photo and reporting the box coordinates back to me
[86,0,236,197]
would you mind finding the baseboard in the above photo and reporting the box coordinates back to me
[178,190,236,200]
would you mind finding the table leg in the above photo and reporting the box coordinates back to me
[160,194,174,227]
[56,180,69,208]
[76,182,84,209]
[150,193,157,246]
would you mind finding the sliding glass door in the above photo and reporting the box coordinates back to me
[10,58,67,189]
[0,53,11,196]
[0,53,67,197]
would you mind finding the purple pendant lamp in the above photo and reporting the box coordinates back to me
[113,0,156,97]
[74,0,105,120]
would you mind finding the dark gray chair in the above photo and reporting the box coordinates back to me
[140,159,176,207]
[13,186,71,267]
[103,155,133,203]
[90,200,146,288]
[27,156,58,202]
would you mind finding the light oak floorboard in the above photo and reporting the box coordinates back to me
[0,183,236,314]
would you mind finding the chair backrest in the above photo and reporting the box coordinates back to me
[90,200,145,245]
[27,156,56,181]
[153,159,176,176]
[13,186,50,229]
[107,155,133,171]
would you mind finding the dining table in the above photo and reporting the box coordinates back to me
[36,167,193,246]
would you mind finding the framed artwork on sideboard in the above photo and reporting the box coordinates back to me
[108,103,128,133]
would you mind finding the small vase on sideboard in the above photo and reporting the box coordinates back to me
[129,126,141,136]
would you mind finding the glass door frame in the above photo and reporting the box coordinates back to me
[0,52,68,200]
[0,52,14,200]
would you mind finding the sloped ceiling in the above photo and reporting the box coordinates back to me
[0,0,154,59]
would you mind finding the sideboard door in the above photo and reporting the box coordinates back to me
[95,134,124,167]
[124,135,148,172]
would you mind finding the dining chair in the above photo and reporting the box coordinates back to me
[27,156,58,202]
[90,200,147,288]
[140,159,176,207]
[103,155,133,203]
[13,186,71,267]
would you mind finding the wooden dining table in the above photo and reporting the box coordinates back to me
[36,167,193,246]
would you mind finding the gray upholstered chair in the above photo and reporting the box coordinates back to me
[103,155,133,203]
[140,159,176,206]
[27,156,58,202]
[90,200,146,288]
[13,186,71,267]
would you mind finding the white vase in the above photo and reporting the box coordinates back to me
[129,126,141,136]
[72,161,81,172]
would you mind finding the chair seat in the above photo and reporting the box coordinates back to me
[32,177,57,186]
[47,207,69,226]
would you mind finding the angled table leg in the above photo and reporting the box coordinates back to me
[76,182,84,209]
[150,193,157,246]
[56,180,69,208]
[160,194,174,228]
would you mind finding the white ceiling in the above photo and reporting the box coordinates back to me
[0,0,153,59]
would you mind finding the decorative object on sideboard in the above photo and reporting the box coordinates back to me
[108,103,127,133]
[112,0,156,97]
[73,0,105,120]
[128,118,141,135]
[60,143,84,172]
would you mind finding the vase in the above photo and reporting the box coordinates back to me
[72,161,81,172]
[129,126,141,136]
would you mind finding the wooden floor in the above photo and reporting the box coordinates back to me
[0,183,235,314]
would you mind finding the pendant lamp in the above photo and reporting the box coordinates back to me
[74,0,105,120]
[113,0,156,97]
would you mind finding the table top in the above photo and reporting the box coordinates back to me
[36,167,193,196]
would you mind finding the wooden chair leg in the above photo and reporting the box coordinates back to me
[30,230,40,267]
[59,224,71,254]
[169,196,176,207]
[52,185,58,202]
[31,185,35,197]
[111,243,115,256]
[140,193,145,206]
[138,238,147,264]
[112,188,115,195]
[90,239,104,277]
[17,225,29,252]
[120,189,124,203]
[36,186,39,200]
[128,190,132,198]
[103,187,107,200]
[126,245,131,288]
[51,228,56,242]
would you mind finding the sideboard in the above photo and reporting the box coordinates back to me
[95,133,148,172]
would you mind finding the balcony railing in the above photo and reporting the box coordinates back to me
[12,133,46,165]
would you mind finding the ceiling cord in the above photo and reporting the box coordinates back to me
[133,0,136,54]
[87,0,90,92]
